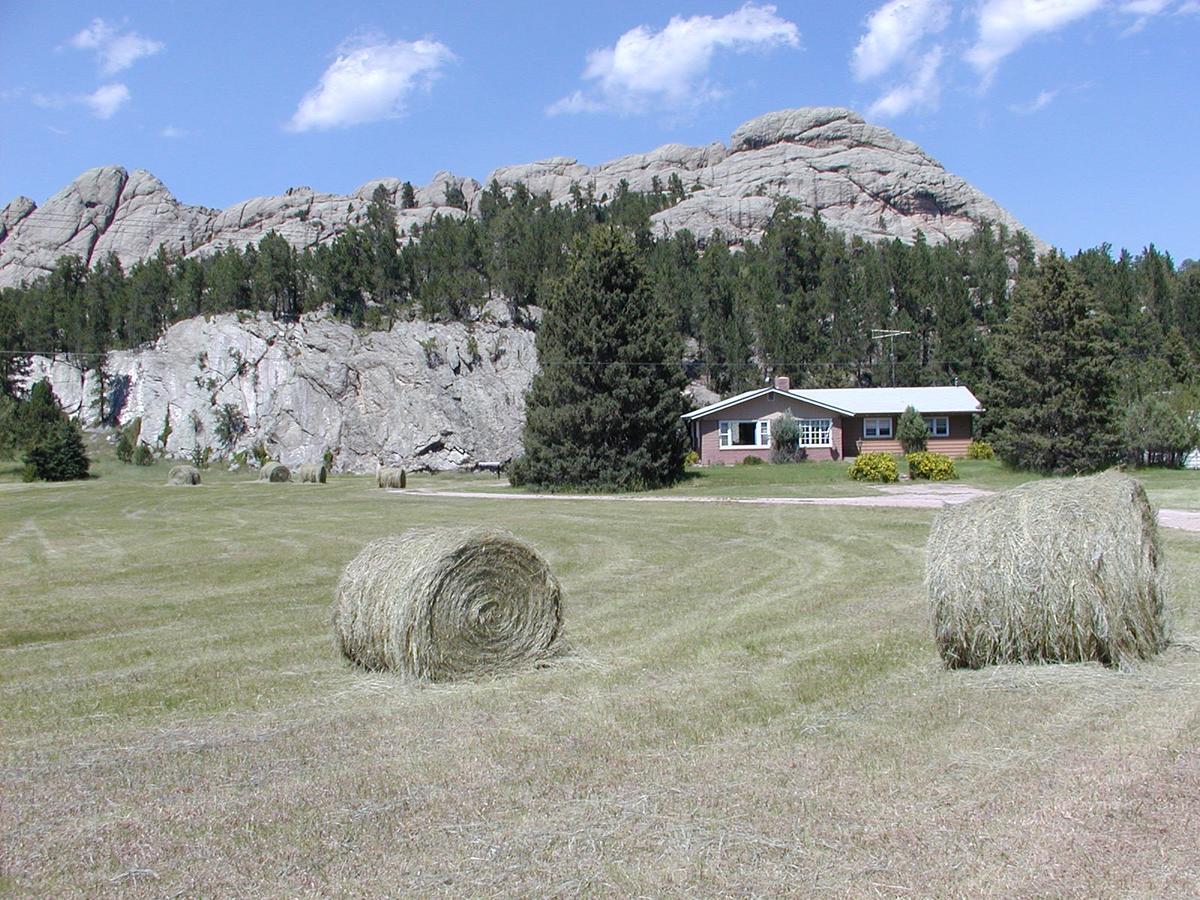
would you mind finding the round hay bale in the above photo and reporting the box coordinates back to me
[333,527,564,681]
[167,464,201,486]
[298,463,327,484]
[927,472,1168,669]
[376,466,406,489]
[259,462,291,483]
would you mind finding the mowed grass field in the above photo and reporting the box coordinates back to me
[2,453,1199,897]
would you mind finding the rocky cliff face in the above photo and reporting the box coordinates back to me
[27,306,535,473]
[0,107,1042,288]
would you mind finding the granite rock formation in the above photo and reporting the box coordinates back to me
[0,107,1042,288]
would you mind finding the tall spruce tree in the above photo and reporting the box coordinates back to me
[985,252,1121,473]
[512,226,689,490]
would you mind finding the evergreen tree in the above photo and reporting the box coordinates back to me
[512,226,689,490]
[985,253,1121,473]
[897,405,928,453]
[12,379,65,450]
[400,181,417,210]
[24,417,90,481]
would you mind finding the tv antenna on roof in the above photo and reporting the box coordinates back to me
[871,329,911,387]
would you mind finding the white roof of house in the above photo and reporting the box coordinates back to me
[683,385,982,420]
[795,386,983,415]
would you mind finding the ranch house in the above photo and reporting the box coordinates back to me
[683,377,983,464]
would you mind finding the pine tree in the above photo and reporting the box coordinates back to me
[24,418,90,481]
[897,405,928,453]
[512,226,689,490]
[986,253,1121,473]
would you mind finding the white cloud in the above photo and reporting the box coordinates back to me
[70,18,163,75]
[84,83,130,119]
[288,38,454,131]
[966,0,1105,84]
[1009,87,1059,112]
[548,3,799,115]
[852,0,951,81]
[867,46,944,117]
[160,125,187,139]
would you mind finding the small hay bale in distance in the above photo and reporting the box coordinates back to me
[297,463,327,484]
[333,527,564,681]
[167,464,201,486]
[259,462,291,483]
[377,466,406,489]
[927,472,1168,669]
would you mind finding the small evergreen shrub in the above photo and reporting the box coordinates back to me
[770,411,806,463]
[741,455,765,465]
[132,442,155,466]
[897,406,928,453]
[849,452,898,483]
[23,419,90,481]
[115,417,142,463]
[967,440,994,460]
[907,451,957,481]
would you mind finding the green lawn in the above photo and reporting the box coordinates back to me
[2,448,1198,895]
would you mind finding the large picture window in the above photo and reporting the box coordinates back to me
[718,419,770,448]
[798,418,833,447]
[863,417,893,439]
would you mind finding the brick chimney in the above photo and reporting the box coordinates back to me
[774,375,791,391]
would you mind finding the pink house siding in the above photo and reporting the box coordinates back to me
[694,394,844,463]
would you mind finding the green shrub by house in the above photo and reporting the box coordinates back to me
[897,406,928,453]
[966,440,994,460]
[907,451,957,481]
[849,452,898,483]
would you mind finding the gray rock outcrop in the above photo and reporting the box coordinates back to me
[26,306,535,473]
[0,106,1044,288]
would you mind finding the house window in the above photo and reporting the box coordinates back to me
[927,416,950,438]
[798,418,832,447]
[863,417,893,439]
[718,419,770,448]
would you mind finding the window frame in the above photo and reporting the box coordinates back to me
[862,416,893,439]
[718,419,771,449]
[926,416,950,438]
[798,418,833,447]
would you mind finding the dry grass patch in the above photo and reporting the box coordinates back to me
[0,459,1197,896]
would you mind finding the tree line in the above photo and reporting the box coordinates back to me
[2,177,1198,477]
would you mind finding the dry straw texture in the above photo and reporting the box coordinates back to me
[259,462,291,483]
[166,464,201,486]
[377,467,406,489]
[927,472,1168,669]
[297,463,327,484]
[332,528,564,681]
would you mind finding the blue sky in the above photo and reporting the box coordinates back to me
[2,1,1197,260]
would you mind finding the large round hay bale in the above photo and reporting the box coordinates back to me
[927,472,1168,669]
[298,463,327,484]
[377,466,406,489]
[167,464,201,486]
[333,528,564,681]
[259,462,290,483]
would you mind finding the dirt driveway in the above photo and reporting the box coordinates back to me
[401,483,1200,532]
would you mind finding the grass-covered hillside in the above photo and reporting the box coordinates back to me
[2,451,1198,895]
